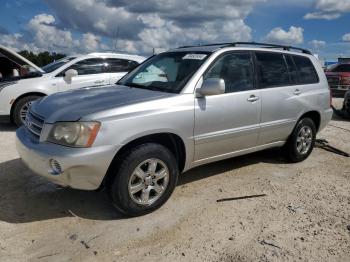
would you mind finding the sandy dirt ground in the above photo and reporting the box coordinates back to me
[0,99,349,262]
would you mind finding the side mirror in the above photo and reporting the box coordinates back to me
[64,69,78,83]
[196,78,225,97]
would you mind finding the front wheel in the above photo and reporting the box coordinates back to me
[13,95,41,127]
[284,117,316,163]
[110,143,179,217]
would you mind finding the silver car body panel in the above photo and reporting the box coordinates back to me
[16,127,118,190]
[16,46,333,190]
[31,85,175,123]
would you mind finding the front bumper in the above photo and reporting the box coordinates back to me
[16,127,118,190]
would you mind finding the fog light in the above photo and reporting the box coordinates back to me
[49,159,63,175]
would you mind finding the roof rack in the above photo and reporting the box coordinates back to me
[177,42,312,55]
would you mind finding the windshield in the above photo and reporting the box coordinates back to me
[118,52,210,93]
[42,56,76,73]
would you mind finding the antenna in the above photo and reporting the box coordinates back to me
[113,26,120,51]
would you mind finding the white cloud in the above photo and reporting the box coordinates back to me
[304,0,350,20]
[304,12,341,20]
[81,33,102,52]
[309,39,326,49]
[0,13,108,54]
[265,26,304,45]
[1,0,291,55]
[342,33,350,42]
[27,14,75,53]
[42,0,264,53]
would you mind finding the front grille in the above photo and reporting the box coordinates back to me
[25,110,45,138]
[327,77,340,87]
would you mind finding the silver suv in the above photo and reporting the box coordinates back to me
[16,42,333,216]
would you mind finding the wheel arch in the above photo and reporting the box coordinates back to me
[102,132,187,189]
[10,92,46,121]
[297,111,321,132]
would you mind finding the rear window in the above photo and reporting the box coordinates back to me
[292,55,319,84]
[255,52,290,88]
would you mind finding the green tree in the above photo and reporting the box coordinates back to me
[18,50,66,67]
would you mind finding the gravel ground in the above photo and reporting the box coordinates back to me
[0,99,349,262]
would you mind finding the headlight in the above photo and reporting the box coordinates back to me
[47,122,100,147]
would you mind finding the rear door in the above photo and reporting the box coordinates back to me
[55,58,109,92]
[194,51,261,161]
[106,58,139,84]
[256,52,319,145]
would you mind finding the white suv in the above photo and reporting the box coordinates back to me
[0,45,145,126]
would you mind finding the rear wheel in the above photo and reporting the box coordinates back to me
[284,117,316,163]
[109,143,179,216]
[13,95,41,127]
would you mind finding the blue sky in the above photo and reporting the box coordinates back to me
[248,2,348,42]
[1,0,350,60]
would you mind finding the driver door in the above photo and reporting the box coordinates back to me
[55,58,109,92]
[194,52,261,161]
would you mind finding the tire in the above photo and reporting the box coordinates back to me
[284,117,316,163]
[110,143,179,217]
[13,95,41,127]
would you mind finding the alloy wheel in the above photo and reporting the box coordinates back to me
[19,101,33,124]
[296,126,313,155]
[128,158,170,206]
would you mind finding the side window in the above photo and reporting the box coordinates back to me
[106,58,139,73]
[57,58,106,77]
[204,52,255,93]
[292,55,319,84]
[255,52,290,88]
[285,55,298,84]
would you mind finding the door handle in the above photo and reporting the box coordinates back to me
[294,89,302,95]
[247,95,259,102]
[94,80,105,84]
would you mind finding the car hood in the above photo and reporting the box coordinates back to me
[31,85,175,123]
[0,44,44,73]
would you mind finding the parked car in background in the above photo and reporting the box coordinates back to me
[0,44,145,126]
[16,42,332,216]
[325,63,350,97]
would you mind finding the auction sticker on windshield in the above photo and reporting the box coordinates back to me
[182,54,207,60]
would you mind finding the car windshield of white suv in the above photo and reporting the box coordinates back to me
[42,56,76,73]
[118,52,210,93]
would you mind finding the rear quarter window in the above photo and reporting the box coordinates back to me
[292,55,319,84]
